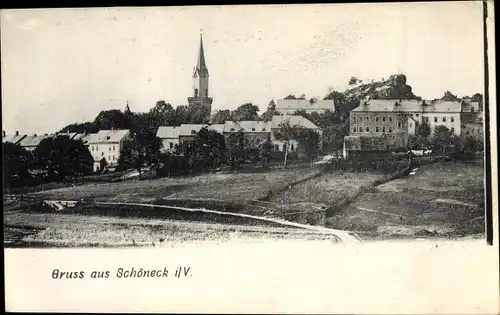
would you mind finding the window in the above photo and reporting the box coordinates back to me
[282,144,286,151]
[113,155,115,160]
[451,127,455,133]
[352,127,356,132]
[410,114,414,117]
[275,145,279,151]
[291,144,295,151]
[425,117,429,122]
[101,152,104,156]
[375,116,379,122]
[382,127,386,132]
[252,128,255,131]
[108,156,111,161]
[169,142,173,149]
[389,128,392,133]
[451,117,455,123]
[409,123,412,128]
[376,127,379,132]
[365,116,370,121]
[382,117,386,122]
[442,117,446,122]
[416,114,419,117]
[466,131,470,135]
[471,107,475,112]
[434,117,438,122]
[392,135,395,139]
[388,116,393,122]
[397,122,402,128]
[91,146,94,152]
[365,127,369,132]
[113,146,115,151]
[262,128,266,131]
[230,128,235,132]
[109,147,111,151]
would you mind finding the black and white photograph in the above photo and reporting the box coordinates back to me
[2,2,498,313]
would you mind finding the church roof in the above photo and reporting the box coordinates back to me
[194,33,209,77]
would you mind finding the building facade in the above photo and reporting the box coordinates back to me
[350,99,465,140]
[84,129,130,171]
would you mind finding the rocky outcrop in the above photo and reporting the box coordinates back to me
[343,74,421,101]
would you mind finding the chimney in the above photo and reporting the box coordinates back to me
[15,131,19,136]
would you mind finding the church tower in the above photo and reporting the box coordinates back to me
[188,31,213,123]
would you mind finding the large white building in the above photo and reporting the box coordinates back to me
[83,129,130,171]
[350,99,472,137]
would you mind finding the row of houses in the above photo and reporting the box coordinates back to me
[156,115,321,154]
[3,130,131,172]
[3,115,322,172]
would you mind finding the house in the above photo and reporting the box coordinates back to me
[270,115,322,152]
[2,131,26,145]
[275,99,335,114]
[84,129,130,172]
[156,126,181,153]
[18,133,55,151]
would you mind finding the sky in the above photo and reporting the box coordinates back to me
[1,2,485,135]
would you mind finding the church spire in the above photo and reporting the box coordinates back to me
[196,30,208,76]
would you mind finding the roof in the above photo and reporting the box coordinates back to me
[178,124,206,136]
[275,99,335,112]
[207,124,225,133]
[157,126,181,139]
[461,101,481,113]
[18,134,54,147]
[72,133,86,141]
[223,121,244,133]
[234,121,271,132]
[90,130,130,143]
[55,132,78,139]
[81,133,99,144]
[352,99,462,113]
[2,134,26,144]
[422,100,462,113]
[271,115,320,130]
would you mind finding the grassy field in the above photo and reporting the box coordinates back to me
[325,161,486,239]
[32,168,320,204]
[4,209,342,248]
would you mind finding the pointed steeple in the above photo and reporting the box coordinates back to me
[196,30,208,76]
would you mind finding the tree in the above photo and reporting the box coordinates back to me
[441,91,460,102]
[348,76,360,85]
[211,109,232,124]
[415,120,431,138]
[186,103,211,124]
[274,120,299,168]
[149,100,175,126]
[231,103,261,121]
[261,100,279,122]
[3,142,33,190]
[226,130,245,170]
[259,137,273,168]
[296,128,320,165]
[432,125,455,157]
[183,127,226,173]
[94,109,130,130]
[34,135,93,181]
